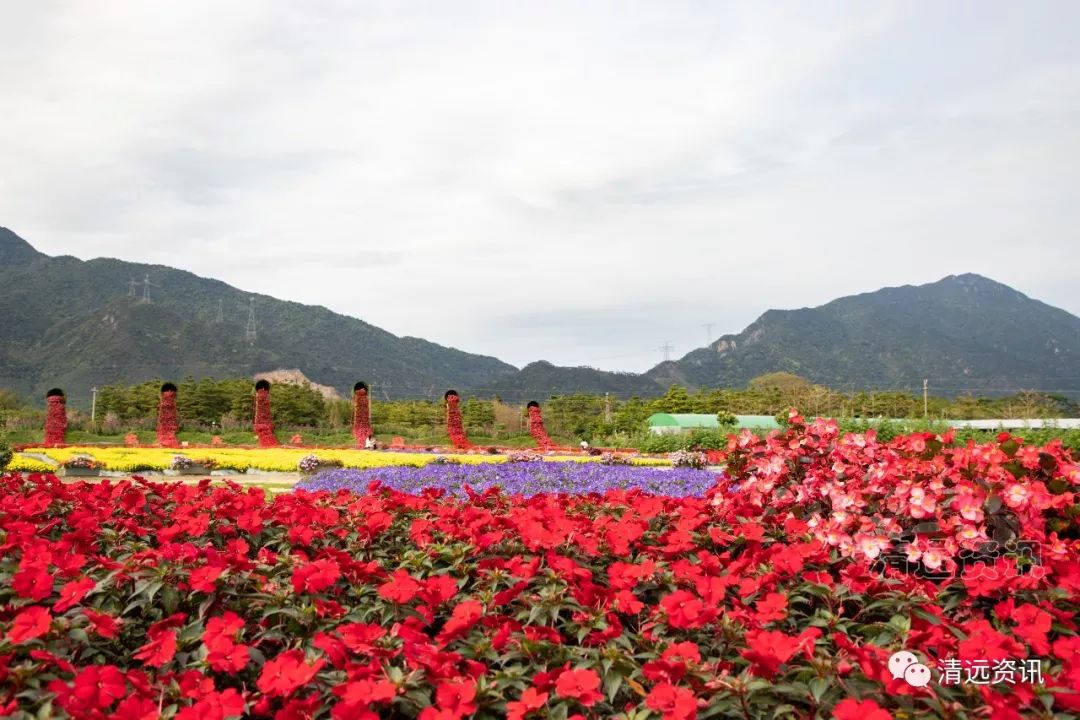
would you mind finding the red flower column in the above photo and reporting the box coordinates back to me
[156,382,180,447]
[527,401,553,451]
[253,380,279,448]
[43,388,67,447]
[352,382,372,447]
[445,390,473,450]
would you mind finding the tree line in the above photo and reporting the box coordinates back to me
[0,373,1075,439]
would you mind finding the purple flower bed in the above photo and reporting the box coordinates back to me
[295,461,721,498]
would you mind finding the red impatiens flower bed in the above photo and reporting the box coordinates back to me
[1,415,1078,720]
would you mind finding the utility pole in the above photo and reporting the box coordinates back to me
[923,379,929,418]
[659,342,673,363]
[604,392,612,423]
[703,324,714,347]
[90,387,98,423]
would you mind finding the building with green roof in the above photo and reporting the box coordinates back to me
[647,413,781,434]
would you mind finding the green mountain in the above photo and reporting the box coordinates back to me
[2,227,1077,405]
[653,274,1080,397]
[0,227,517,405]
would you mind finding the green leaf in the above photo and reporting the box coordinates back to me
[809,677,829,702]
[603,672,623,702]
[911,607,941,625]
[161,585,179,615]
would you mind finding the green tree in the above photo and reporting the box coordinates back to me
[461,397,495,434]
[656,385,695,413]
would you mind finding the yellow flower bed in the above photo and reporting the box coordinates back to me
[8,454,56,472]
[13,447,671,472]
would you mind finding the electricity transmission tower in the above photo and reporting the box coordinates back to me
[245,298,257,343]
[659,342,673,362]
[127,278,138,297]
[215,299,224,323]
[138,274,158,303]
[703,323,715,346]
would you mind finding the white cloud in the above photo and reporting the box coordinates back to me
[1,1,1077,373]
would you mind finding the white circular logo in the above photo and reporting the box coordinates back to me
[888,650,919,680]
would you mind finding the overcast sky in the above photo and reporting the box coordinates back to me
[2,1,1078,372]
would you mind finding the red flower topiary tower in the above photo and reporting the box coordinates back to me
[43,388,67,447]
[445,390,473,450]
[253,380,278,448]
[156,382,180,447]
[527,401,553,451]
[352,381,372,447]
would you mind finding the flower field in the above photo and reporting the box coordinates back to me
[297,463,718,498]
[0,415,1078,719]
[7,447,671,474]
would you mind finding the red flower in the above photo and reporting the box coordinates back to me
[957,620,1026,662]
[646,683,698,720]
[660,590,716,629]
[753,592,788,624]
[337,622,386,654]
[71,665,127,709]
[204,611,245,644]
[257,650,326,697]
[554,668,603,707]
[439,680,478,715]
[332,678,396,720]
[8,606,51,644]
[507,688,548,720]
[663,642,701,664]
[189,564,225,592]
[54,577,96,613]
[12,565,53,601]
[1011,604,1052,655]
[419,680,478,720]
[175,688,246,720]
[338,679,397,705]
[378,569,421,603]
[741,630,801,679]
[437,600,484,644]
[833,698,892,720]
[134,627,178,667]
[419,574,459,606]
[83,608,121,638]
[963,561,1006,597]
[292,558,341,594]
[274,694,322,720]
[115,695,161,720]
[207,635,250,673]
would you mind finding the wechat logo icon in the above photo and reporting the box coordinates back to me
[889,650,932,688]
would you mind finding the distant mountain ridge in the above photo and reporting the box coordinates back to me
[0,227,517,404]
[653,274,1080,396]
[2,226,1078,405]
